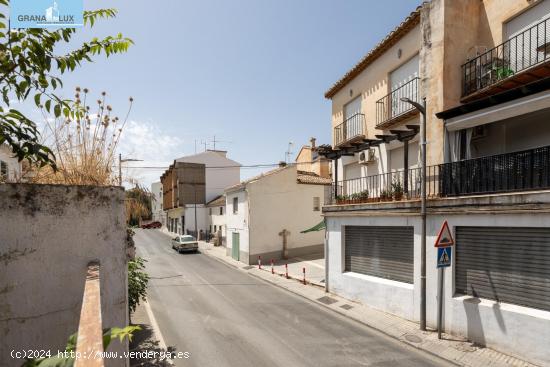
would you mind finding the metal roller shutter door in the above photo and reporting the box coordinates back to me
[344,226,414,284]
[456,226,550,311]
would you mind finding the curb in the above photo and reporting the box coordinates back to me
[201,247,537,367]
[201,249,460,366]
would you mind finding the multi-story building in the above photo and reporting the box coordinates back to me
[319,1,550,365]
[160,150,240,236]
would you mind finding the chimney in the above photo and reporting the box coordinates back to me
[310,137,316,149]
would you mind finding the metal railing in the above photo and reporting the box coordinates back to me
[462,17,550,97]
[376,77,419,128]
[333,113,365,146]
[328,145,550,204]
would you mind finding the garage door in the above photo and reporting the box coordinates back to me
[344,226,414,284]
[456,226,550,311]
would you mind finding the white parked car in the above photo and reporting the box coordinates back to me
[171,235,199,253]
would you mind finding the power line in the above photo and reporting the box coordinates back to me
[119,162,315,170]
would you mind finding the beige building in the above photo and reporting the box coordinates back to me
[225,164,331,265]
[320,1,550,365]
[295,137,331,178]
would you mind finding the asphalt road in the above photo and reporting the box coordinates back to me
[135,229,451,367]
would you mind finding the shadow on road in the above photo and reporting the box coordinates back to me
[130,323,176,367]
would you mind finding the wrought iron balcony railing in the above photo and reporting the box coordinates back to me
[328,144,550,205]
[333,113,366,146]
[376,77,419,128]
[462,17,550,97]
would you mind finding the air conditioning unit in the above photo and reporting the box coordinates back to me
[358,149,376,164]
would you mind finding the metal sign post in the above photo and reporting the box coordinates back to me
[435,221,454,340]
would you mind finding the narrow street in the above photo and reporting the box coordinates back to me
[134,229,452,367]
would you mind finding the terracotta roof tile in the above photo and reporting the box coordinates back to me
[324,7,421,99]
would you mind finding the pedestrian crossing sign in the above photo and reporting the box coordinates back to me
[434,220,454,247]
[437,247,452,268]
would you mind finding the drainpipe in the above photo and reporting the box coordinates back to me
[401,96,427,331]
[324,217,329,293]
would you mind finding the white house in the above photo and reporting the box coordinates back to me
[206,195,226,245]
[150,181,166,225]
[0,144,22,182]
[161,150,240,237]
[225,165,331,264]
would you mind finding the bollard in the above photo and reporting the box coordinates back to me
[258,255,262,270]
[302,267,306,285]
[285,264,289,279]
[271,259,274,274]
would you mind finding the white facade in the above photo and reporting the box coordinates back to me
[0,144,22,182]
[176,150,240,202]
[326,193,550,366]
[207,197,226,243]
[150,182,165,225]
[226,166,328,264]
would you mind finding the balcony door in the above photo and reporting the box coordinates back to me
[389,55,419,118]
[505,0,550,74]
[343,96,362,141]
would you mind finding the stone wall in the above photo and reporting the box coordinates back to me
[0,184,128,367]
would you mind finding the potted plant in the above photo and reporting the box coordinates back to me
[380,189,391,202]
[357,190,369,203]
[392,180,404,201]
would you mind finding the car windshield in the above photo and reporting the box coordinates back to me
[180,235,196,242]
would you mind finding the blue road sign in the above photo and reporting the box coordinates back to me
[437,247,452,268]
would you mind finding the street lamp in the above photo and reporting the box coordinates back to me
[401,96,427,331]
[118,153,144,186]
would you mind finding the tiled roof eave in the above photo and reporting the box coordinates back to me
[324,8,421,99]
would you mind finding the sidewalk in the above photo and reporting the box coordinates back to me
[198,242,538,367]
[130,301,174,366]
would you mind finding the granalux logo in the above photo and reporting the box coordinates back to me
[10,0,83,28]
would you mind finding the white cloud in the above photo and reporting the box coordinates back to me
[117,120,185,188]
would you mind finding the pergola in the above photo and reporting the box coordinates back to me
[317,124,419,196]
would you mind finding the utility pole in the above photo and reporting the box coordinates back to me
[194,183,198,239]
[401,96,427,331]
[118,154,143,186]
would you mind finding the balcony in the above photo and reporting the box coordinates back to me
[462,17,550,102]
[333,113,366,147]
[376,77,419,129]
[328,145,550,205]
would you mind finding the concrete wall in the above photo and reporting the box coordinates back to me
[0,184,127,367]
[325,191,550,366]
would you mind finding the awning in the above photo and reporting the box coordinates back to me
[300,220,326,233]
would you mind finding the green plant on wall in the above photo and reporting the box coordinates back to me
[22,326,141,367]
[128,256,149,313]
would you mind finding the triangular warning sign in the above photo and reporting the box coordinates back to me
[435,220,454,247]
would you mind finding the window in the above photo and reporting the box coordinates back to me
[209,208,212,215]
[219,206,223,215]
[0,160,7,181]
[214,225,217,232]
[233,197,238,214]
[313,197,320,211]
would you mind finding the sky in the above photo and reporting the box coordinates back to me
[19,0,421,187]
